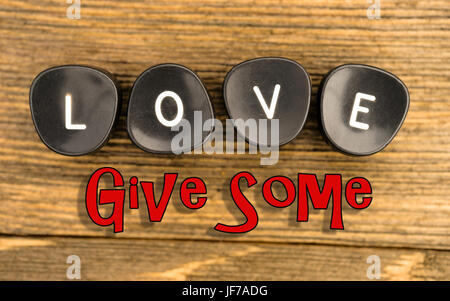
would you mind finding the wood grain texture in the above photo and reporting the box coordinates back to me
[0,235,449,281]
[0,0,449,280]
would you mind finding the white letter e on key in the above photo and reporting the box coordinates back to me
[349,92,376,130]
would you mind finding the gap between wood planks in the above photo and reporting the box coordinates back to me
[0,232,449,253]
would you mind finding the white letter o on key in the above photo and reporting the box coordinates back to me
[155,91,184,127]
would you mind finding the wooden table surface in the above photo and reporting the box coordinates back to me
[0,0,449,281]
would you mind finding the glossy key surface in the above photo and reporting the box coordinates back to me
[127,64,214,154]
[319,64,409,156]
[30,65,121,156]
[223,57,311,146]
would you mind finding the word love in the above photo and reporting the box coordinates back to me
[30,59,409,157]
[85,168,373,233]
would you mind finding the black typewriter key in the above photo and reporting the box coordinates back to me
[223,57,311,146]
[319,64,409,156]
[29,65,121,156]
[127,64,214,154]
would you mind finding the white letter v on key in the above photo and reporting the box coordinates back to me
[253,84,281,119]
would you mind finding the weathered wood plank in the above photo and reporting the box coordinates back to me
[0,236,448,280]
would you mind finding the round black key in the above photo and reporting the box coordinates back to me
[319,64,409,156]
[127,64,214,154]
[223,57,311,146]
[29,65,121,156]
